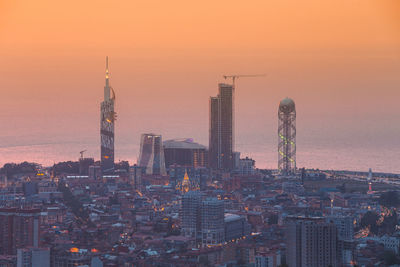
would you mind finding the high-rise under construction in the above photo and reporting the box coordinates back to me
[209,83,234,170]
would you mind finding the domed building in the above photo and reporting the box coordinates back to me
[163,138,208,168]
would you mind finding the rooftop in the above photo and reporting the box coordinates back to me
[163,138,207,150]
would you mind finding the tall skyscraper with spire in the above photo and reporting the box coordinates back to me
[100,57,116,174]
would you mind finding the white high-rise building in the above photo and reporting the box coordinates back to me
[138,133,167,175]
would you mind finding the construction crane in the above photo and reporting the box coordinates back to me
[223,74,266,88]
[79,150,87,160]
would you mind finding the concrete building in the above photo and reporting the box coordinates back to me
[237,157,256,176]
[79,157,94,175]
[286,217,338,267]
[17,247,50,267]
[255,251,281,267]
[181,194,226,247]
[181,191,202,241]
[209,96,219,170]
[380,235,400,254]
[201,198,225,247]
[0,208,40,255]
[89,165,102,180]
[224,213,250,242]
[327,216,354,241]
[163,138,208,168]
[327,216,355,266]
[209,83,234,170]
[138,133,167,175]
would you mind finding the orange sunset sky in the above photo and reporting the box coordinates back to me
[0,0,399,171]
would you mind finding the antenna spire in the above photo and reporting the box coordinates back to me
[105,56,109,79]
[104,56,111,100]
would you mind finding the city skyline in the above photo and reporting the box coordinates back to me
[1,2,400,266]
[0,1,399,173]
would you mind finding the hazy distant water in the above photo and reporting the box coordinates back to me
[0,135,399,174]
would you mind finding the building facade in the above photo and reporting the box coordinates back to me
[17,247,50,267]
[201,198,225,247]
[100,56,116,174]
[181,193,226,247]
[209,96,220,170]
[0,208,40,255]
[138,133,167,175]
[286,217,338,267]
[224,213,250,242]
[163,138,208,168]
[255,252,281,267]
[209,83,234,171]
[129,165,144,190]
[237,157,256,176]
[181,191,202,242]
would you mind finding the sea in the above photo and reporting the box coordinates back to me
[0,134,399,174]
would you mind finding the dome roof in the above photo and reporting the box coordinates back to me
[279,97,295,113]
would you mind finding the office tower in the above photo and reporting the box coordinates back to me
[17,247,50,267]
[181,191,202,241]
[138,133,167,175]
[100,56,116,174]
[209,83,234,170]
[163,138,208,168]
[286,217,338,267]
[278,97,296,174]
[0,208,40,255]
[201,198,225,247]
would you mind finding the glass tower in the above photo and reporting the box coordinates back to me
[100,57,116,174]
